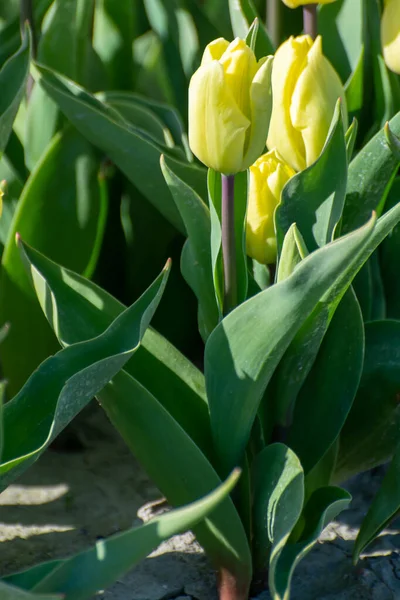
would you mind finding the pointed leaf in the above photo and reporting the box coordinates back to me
[0,256,169,490]
[0,27,30,157]
[0,128,107,395]
[12,471,240,600]
[276,102,347,254]
[206,216,376,476]
[34,62,207,234]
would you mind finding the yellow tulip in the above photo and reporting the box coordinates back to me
[267,35,347,173]
[281,0,337,6]
[246,149,295,265]
[381,0,400,74]
[188,38,273,174]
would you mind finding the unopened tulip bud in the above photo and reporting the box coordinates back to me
[189,38,273,174]
[381,0,400,75]
[246,150,295,265]
[267,35,347,172]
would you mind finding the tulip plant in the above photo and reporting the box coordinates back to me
[1,1,400,600]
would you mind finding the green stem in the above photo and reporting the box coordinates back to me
[221,174,237,315]
[303,4,318,39]
[266,0,281,49]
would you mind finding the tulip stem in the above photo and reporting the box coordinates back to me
[221,174,237,315]
[267,0,281,49]
[303,4,318,39]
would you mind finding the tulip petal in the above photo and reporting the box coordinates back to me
[381,0,400,75]
[201,38,230,66]
[219,38,258,121]
[243,56,273,170]
[290,36,347,168]
[188,61,250,174]
[267,36,313,172]
[246,150,295,264]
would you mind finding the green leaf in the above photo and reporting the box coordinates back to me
[345,47,364,122]
[276,102,347,254]
[99,91,189,154]
[271,486,351,600]
[9,471,240,600]
[228,0,273,57]
[93,0,140,91]
[380,180,400,319]
[161,155,219,338]
[287,288,364,473]
[0,128,107,395]
[206,215,377,476]
[354,445,400,563]
[0,27,30,157]
[276,224,308,284]
[342,92,400,236]
[34,61,207,234]
[18,240,212,457]
[0,258,169,491]
[18,244,252,592]
[319,0,363,84]
[335,320,400,483]
[24,85,58,171]
[0,581,60,600]
[270,200,400,433]
[38,0,104,91]
[252,444,304,581]
[97,371,252,592]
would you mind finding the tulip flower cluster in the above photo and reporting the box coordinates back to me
[189,29,346,265]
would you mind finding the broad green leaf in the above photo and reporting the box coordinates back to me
[161,155,219,338]
[287,288,364,473]
[0,259,169,491]
[34,62,207,234]
[97,371,252,593]
[345,47,364,121]
[10,471,240,600]
[319,0,363,83]
[0,128,107,395]
[24,86,58,171]
[342,90,400,236]
[276,102,347,254]
[206,216,377,476]
[380,180,400,319]
[229,0,273,57]
[345,118,359,162]
[143,0,188,117]
[38,0,104,91]
[353,445,400,562]
[18,242,252,592]
[93,0,140,90]
[271,486,351,600]
[99,91,189,154]
[18,240,211,455]
[353,260,373,321]
[270,200,400,433]
[208,169,248,316]
[335,320,400,483]
[0,582,60,600]
[0,27,30,157]
[102,93,175,147]
[252,444,304,581]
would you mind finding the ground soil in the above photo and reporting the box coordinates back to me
[1,406,400,600]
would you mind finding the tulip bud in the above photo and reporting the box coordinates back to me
[267,35,347,173]
[188,38,273,175]
[381,0,400,75]
[281,0,337,6]
[246,149,295,265]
